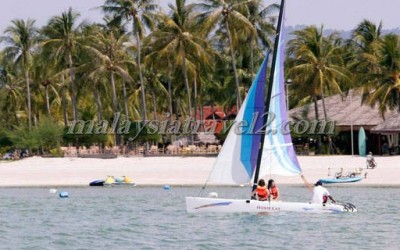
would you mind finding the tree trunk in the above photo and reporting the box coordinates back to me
[110,71,120,146]
[313,95,321,154]
[167,74,173,122]
[68,52,78,121]
[321,92,332,154]
[61,88,68,126]
[225,20,242,108]
[45,85,51,117]
[250,40,255,82]
[110,71,118,114]
[13,98,19,126]
[151,87,158,121]
[182,57,192,118]
[25,70,32,130]
[182,57,193,144]
[94,86,103,122]
[61,74,68,126]
[194,76,198,121]
[122,80,129,120]
[135,31,148,155]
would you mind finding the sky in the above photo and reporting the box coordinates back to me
[0,0,399,34]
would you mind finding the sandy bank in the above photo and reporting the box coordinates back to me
[0,155,399,187]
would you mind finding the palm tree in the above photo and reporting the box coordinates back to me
[195,0,256,108]
[287,26,350,154]
[0,19,38,130]
[41,8,84,122]
[102,0,158,124]
[144,0,213,119]
[85,29,134,117]
[246,1,278,79]
[350,20,382,87]
[352,20,382,55]
[0,65,23,126]
[287,26,350,121]
[366,34,400,115]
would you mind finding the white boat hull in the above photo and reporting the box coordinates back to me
[186,197,357,214]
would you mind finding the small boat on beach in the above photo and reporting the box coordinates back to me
[89,176,136,187]
[319,167,365,184]
[319,177,363,184]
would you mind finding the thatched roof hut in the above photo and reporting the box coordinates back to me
[289,90,400,132]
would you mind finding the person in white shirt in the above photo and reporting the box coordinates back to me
[366,152,376,169]
[311,181,336,205]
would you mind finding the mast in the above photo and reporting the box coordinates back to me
[251,0,286,194]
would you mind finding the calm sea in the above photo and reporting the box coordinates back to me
[0,186,399,250]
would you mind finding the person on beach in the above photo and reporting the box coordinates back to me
[311,181,336,205]
[252,179,269,201]
[366,152,376,169]
[267,179,279,201]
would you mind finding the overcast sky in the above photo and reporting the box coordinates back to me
[0,0,398,33]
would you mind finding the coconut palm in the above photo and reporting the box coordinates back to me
[85,29,134,116]
[102,0,158,124]
[350,20,382,90]
[0,65,23,126]
[41,8,84,122]
[287,26,350,154]
[194,0,256,108]
[287,26,350,122]
[366,34,400,115]
[246,0,278,79]
[0,19,38,130]
[144,0,213,119]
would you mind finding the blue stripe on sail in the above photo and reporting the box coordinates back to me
[240,53,269,177]
[263,5,302,176]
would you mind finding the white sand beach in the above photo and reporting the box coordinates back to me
[0,155,399,187]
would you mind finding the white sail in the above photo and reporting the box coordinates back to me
[259,7,302,177]
[208,56,269,184]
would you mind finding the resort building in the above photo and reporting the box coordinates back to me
[289,90,400,155]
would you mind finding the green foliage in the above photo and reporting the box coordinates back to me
[6,124,39,150]
[36,118,64,150]
[5,118,63,152]
[122,122,161,143]
[63,125,108,147]
[1,1,400,152]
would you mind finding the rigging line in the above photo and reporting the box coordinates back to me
[251,0,286,197]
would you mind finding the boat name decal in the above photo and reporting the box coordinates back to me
[256,206,280,211]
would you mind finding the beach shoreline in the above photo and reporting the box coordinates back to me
[1,155,399,187]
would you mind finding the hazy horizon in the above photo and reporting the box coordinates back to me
[0,0,399,34]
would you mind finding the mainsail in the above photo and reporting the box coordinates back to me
[208,0,300,184]
[259,6,302,177]
[208,54,269,184]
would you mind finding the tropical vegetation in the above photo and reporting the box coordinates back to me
[0,0,399,155]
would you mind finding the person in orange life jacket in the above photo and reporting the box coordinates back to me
[311,181,336,205]
[251,179,269,201]
[267,179,279,201]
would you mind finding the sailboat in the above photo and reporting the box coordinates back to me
[186,0,357,214]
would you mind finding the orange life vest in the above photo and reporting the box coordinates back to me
[256,186,268,198]
[270,186,279,199]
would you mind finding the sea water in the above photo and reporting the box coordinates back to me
[0,186,399,249]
